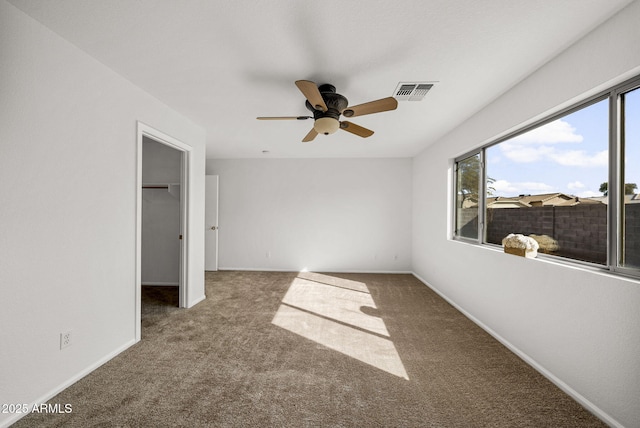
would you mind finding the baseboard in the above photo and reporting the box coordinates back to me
[410,272,622,428]
[218,267,413,274]
[0,339,137,428]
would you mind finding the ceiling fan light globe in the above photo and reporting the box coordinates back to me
[314,117,340,135]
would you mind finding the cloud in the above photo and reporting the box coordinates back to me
[576,190,602,198]
[511,119,583,144]
[492,179,518,194]
[492,179,554,196]
[567,182,602,198]
[497,118,607,167]
[499,143,608,167]
[492,179,605,198]
[549,149,608,167]
[499,143,553,163]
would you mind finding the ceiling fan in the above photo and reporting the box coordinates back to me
[257,80,398,142]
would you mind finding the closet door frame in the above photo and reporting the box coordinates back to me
[135,122,192,342]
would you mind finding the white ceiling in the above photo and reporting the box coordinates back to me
[9,0,635,159]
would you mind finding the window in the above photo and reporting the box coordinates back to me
[485,99,609,264]
[455,152,481,240]
[453,75,640,278]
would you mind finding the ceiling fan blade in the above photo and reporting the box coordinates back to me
[302,127,318,142]
[342,97,398,118]
[257,116,312,120]
[295,80,328,112]
[339,121,374,138]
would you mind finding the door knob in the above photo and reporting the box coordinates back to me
[211,226,218,230]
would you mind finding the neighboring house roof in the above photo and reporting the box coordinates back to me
[487,193,608,208]
[458,194,479,208]
[555,196,604,207]
[575,194,640,205]
[627,193,640,204]
[518,193,573,206]
[477,192,640,208]
[589,196,609,204]
[486,197,530,208]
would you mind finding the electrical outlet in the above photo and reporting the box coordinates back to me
[60,331,72,350]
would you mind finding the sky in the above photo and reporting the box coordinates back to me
[486,88,639,198]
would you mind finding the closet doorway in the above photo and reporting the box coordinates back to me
[141,137,182,326]
[136,123,192,342]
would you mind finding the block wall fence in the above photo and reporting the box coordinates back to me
[458,204,640,266]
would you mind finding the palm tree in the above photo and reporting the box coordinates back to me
[458,155,496,207]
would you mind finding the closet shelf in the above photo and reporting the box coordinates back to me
[142,183,180,189]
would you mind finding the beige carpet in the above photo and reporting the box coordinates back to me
[14,271,605,427]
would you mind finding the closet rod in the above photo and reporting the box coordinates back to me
[142,185,169,189]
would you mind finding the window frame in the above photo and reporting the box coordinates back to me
[453,148,483,243]
[452,74,640,279]
[610,77,640,277]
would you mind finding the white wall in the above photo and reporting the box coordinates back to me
[207,158,412,272]
[142,138,182,285]
[0,2,206,427]
[412,2,640,427]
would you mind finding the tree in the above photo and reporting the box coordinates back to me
[599,182,637,195]
[599,182,607,195]
[457,156,496,204]
[458,156,479,202]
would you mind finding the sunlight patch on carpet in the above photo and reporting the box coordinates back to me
[272,272,409,380]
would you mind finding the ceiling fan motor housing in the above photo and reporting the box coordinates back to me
[305,84,348,135]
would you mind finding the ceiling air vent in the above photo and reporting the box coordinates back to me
[393,82,434,101]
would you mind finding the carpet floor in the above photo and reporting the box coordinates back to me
[13,271,605,427]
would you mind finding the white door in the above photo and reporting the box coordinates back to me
[205,175,219,271]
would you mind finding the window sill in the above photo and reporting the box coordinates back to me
[451,237,640,283]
